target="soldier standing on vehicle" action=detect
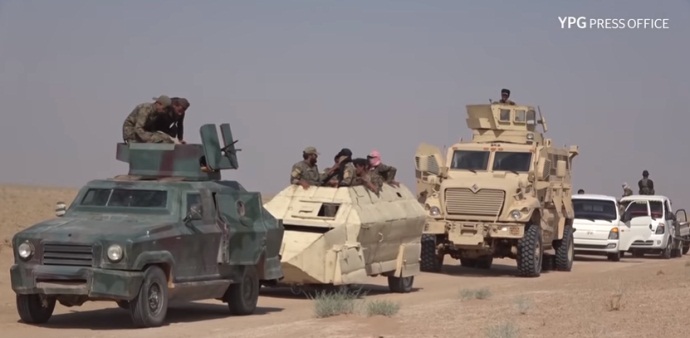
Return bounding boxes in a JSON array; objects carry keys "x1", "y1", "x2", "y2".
[
  {"x1": 638, "y1": 170, "x2": 655, "y2": 195},
  {"x1": 622, "y1": 183, "x2": 633, "y2": 197},
  {"x1": 290, "y1": 147, "x2": 322, "y2": 189},
  {"x1": 122, "y1": 95, "x2": 173, "y2": 143},
  {"x1": 492, "y1": 88, "x2": 515, "y2": 105},
  {"x1": 367, "y1": 150, "x2": 400, "y2": 187}
]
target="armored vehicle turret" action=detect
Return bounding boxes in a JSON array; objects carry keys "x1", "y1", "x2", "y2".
[
  {"x1": 415, "y1": 103, "x2": 579, "y2": 277},
  {"x1": 263, "y1": 182, "x2": 427, "y2": 293},
  {"x1": 10, "y1": 123, "x2": 284, "y2": 328}
]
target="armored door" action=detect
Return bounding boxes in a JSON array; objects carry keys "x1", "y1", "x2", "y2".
[{"x1": 215, "y1": 192, "x2": 267, "y2": 266}]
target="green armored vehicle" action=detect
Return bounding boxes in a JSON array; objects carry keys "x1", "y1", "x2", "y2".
[{"x1": 10, "y1": 123, "x2": 285, "y2": 328}]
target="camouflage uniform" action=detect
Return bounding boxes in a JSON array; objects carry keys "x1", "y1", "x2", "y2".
[
  {"x1": 338, "y1": 163, "x2": 356, "y2": 186},
  {"x1": 122, "y1": 96, "x2": 173, "y2": 143},
  {"x1": 371, "y1": 163, "x2": 397, "y2": 183},
  {"x1": 638, "y1": 178, "x2": 655, "y2": 195},
  {"x1": 367, "y1": 172, "x2": 384, "y2": 191},
  {"x1": 290, "y1": 147, "x2": 322, "y2": 186}
]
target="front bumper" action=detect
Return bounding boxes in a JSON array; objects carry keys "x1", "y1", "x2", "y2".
[
  {"x1": 424, "y1": 219, "x2": 525, "y2": 247},
  {"x1": 11, "y1": 263, "x2": 144, "y2": 301},
  {"x1": 629, "y1": 234, "x2": 669, "y2": 250},
  {"x1": 573, "y1": 238, "x2": 619, "y2": 254}
]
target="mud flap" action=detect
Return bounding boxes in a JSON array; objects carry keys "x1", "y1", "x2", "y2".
[
  {"x1": 393, "y1": 243, "x2": 421, "y2": 278},
  {"x1": 332, "y1": 245, "x2": 367, "y2": 285}
]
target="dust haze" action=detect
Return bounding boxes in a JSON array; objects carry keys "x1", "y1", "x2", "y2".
[{"x1": 1, "y1": 0, "x2": 688, "y2": 204}]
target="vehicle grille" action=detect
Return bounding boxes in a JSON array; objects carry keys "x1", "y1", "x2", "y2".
[
  {"x1": 444, "y1": 188, "x2": 505, "y2": 216},
  {"x1": 42, "y1": 243, "x2": 94, "y2": 267}
]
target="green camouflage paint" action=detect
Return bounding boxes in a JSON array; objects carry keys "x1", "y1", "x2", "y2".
[{"x1": 10, "y1": 123, "x2": 284, "y2": 327}]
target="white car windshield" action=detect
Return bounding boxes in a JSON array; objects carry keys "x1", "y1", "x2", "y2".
[{"x1": 573, "y1": 199, "x2": 617, "y2": 222}]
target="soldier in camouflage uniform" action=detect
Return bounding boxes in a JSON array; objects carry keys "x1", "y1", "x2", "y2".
[
  {"x1": 290, "y1": 147, "x2": 322, "y2": 189},
  {"x1": 352, "y1": 158, "x2": 381, "y2": 193},
  {"x1": 153, "y1": 97, "x2": 190, "y2": 144},
  {"x1": 122, "y1": 95, "x2": 173, "y2": 143},
  {"x1": 622, "y1": 183, "x2": 633, "y2": 197},
  {"x1": 323, "y1": 148, "x2": 355, "y2": 187},
  {"x1": 367, "y1": 150, "x2": 400, "y2": 187},
  {"x1": 638, "y1": 170, "x2": 655, "y2": 195},
  {"x1": 492, "y1": 88, "x2": 516, "y2": 105}
]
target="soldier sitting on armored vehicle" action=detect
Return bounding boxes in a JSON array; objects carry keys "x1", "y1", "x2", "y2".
[
  {"x1": 321, "y1": 148, "x2": 355, "y2": 187},
  {"x1": 290, "y1": 146, "x2": 323, "y2": 189},
  {"x1": 122, "y1": 95, "x2": 175, "y2": 144},
  {"x1": 367, "y1": 150, "x2": 400, "y2": 187},
  {"x1": 352, "y1": 158, "x2": 382, "y2": 193},
  {"x1": 150, "y1": 97, "x2": 190, "y2": 144}
]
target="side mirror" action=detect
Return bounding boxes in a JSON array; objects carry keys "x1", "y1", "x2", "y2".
[
  {"x1": 183, "y1": 205, "x2": 203, "y2": 224},
  {"x1": 556, "y1": 160, "x2": 567, "y2": 178},
  {"x1": 55, "y1": 201, "x2": 66, "y2": 217}
]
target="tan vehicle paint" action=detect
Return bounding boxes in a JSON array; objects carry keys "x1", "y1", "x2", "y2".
[{"x1": 414, "y1": 103, "x2": 579, "y2": 277}]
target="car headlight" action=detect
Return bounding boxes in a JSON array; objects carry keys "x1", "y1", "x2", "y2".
[
  {"x1": 107, "y1": 244, "x2": 124, "y2": 262},
  {"x1": 510, "y1": 209, "x2": 521, "y2": 220},
  {"x1": 17, "y1": 241, "x2": 34, "y2": 260},
  {"x1": 655, "y1": 225, "x2": 665, "y2": 235},
  {"x1": 429, "y1": 206, "x2": 440, "y2": 216},
  {"x1": 608, "y1": 227, "x2": 619, "y2": 240}
]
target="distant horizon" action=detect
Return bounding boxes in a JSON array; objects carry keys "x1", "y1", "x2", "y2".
[{"x1": 1, "y1": 1, "x2": 688, "y2": 206}]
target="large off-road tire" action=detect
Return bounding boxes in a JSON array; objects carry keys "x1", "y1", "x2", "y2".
[
  {"x1": 475, "y1": 255, "x2": 493, "y2": 269},
  {"x1": 16, "y1": 294, "x2": 56, "y2": 324},
  {"x1": 388, "y1": 275, "x2": 414, "y2": 293},
  {"x1": 129, "y1": 265, "x2": 168, "y2": 328},
  {"x1": 226, "y1": 265, "x2": 260, "y2": 315},
  {"x1": 554, "y1": 225, "x2": 575, "y2": 271},
  {"x1": 516, "y1": 224, "x2": 543, "y2": 277},
  {"x1": 607, "y1": 252, "x2": 621, "y2": 262},
  {"x1": 420, "y1": 234, "x2": 443, "y2": 273}
]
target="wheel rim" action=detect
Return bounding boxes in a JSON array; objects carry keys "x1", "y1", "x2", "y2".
[
  {"x1": 535, "y1": 239, "x2": 542, "y2": 267},
  {"x1": 147, "y1": 283, "x2": 162, "y2": 315},
  {"x1": 567, "y1": 239, "x2": 574, "y2": 262}
]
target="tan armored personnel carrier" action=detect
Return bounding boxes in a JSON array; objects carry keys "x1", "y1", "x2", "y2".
[
  {"x1": 263, "y1": 183, "x2": 426, "y2": 292},
  {"x1": 415, "y1": 103, "x2": 579, "y2": 277}
]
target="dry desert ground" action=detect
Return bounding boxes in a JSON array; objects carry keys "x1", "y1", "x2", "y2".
[{"x1": 1, "y1": 184, "x2": 690, "y2": 338}]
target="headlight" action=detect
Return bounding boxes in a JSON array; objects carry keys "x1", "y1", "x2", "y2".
[
  {"x1": 655, "y1": 225, "x2": 665, "y2": 235},
  {"x1": 107, "y1": 244, "x2": 124, "y2": 262},
  {"x1": 608, "y1": 227, "x2": 619, "y2": 240},
  {"x1": 429, "y1": 206, "x2": 440, "y2": 216},
  {"x1": 17, "y1": 242, "x2": 34, "y2": 260},
  {"x1": 510, "y1": 209, "x2": 521, "y2": 220}
]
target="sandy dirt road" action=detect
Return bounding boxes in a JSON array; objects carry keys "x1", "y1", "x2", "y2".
[{"x1": 2, "y1": 185, "x2": 690, "y2": 337}]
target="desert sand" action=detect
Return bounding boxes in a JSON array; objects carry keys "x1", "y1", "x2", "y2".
[{"x1": 1, "y1": 184, "x2": 690, "y2": 338}]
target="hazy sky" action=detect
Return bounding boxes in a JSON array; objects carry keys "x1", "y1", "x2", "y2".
[{"x1": 1, "y1": 1, "x2": 689, "y2": 205}]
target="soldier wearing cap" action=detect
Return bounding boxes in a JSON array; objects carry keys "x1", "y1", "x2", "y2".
[
  {"x1": 493, "y1": 88, "x2": 515, "y2": 105},
  {"x1": 122, "y1": 95, "x2": 174, "y2": 143},
  {"x1": 153, "y1": 97, "x2": 190, "y2": 144},
  {"x1": 290, "y1": 146, "x2": 323, "y2": 189}
]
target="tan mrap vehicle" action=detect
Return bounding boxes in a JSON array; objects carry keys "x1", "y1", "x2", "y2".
[
  {"x1": 263, "y1": 183, "x2": 426, "y2": 293},
  {"x1": 414, "y1": 103, "x2": 579, "y2": 277}
]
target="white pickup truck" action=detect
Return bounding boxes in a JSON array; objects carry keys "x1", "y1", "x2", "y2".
[
  {"x1": 619, "y1": 194, "x2": 690, "y2": 258},
  {"x1": 572, "y1": 194, "x2": 632, "y2": 261}
]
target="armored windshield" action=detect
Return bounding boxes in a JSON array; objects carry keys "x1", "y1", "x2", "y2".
[
  {"x1": 573, "y1": 199, "x2": 617, "y2": 221},
  {"x1": 450, "y1": 150, "x2": 489, "y2": 171},
  {"x1": 79, "y1": 188, "x2": 168, "y2": 208},
  {"x1": 492, "y1": 152, "x2": 532, "y2": 172}
]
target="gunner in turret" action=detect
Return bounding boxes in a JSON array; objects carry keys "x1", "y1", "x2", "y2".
[
  {"x1": 122, "y1": 95, "x2": 174, "y2": 143},
  {"x1": 493, "y1": 88, "x2": 515, "y2": 105}
]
